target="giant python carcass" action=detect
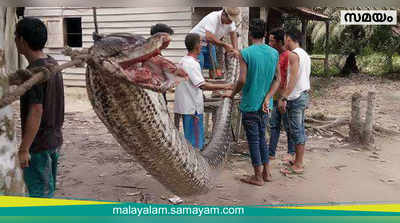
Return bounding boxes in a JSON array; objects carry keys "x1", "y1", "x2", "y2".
[{"x1": 85, "y1": 32, "x2": 238, "y2": 196}]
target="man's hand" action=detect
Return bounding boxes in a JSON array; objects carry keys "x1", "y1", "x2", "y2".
[
  {"x1": 224, "y1": 43, "x2": 234, "y2": 52},
  {"x1": 278, "y1": 99, "x2": 287, "y2": 114},
  {"x1": 18, "y1": 149, "x2": 30, "y2": 168},
  {"x1": 262, "y1": 97, "x2": 271, "y2": 114},
  {"x1": 228, "y1": 49, "x2": 240, "y2": 58},
  {"x1": 224, "y1": 83, "x2": 234, "y2": 90},
  {"x1": 222, "y1": 90, "x2": 233, "y2": 98}
]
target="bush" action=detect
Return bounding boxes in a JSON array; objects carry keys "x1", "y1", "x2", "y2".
[{"x1": 311, "y1": 57, "x2": 341, "y2": 77}]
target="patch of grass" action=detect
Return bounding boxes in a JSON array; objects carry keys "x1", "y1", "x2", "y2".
[
  {"x1": 311, "y1": 53, "x2": 400, "y2": 77},
  {"x1": 311, "y1": 59, "x2": 341, "y2": 77}
]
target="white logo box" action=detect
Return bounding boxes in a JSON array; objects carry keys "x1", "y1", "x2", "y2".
[{"x1": 340, "y1": 10, "x2": 397, "y2": 25}]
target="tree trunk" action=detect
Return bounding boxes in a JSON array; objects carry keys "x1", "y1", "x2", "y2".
[
  {"x1": 349, "y1": 92, "x2": 362, "y2": 143},
  {"x1": 361, "y1": 92, "x2": 376, "y2": 148},
  {"x1": 386, "y1": 54, "x2": 393, "y2": 73},
  {"x1": 0, "y1": 7, "x2": 26, "y2": 195}
]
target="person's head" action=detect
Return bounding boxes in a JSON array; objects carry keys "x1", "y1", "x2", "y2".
[
  {"x1": 15, "y1": 17, "x2": 47, "y2": 55},
  {"x1": 249, "y1": 19, "x2": 265, "y2": 43},
  {"x1": 184, "y1": 33, "x2": 201, "y2": 55},
  {"x1": 150, "y1": 23, "x2": 174, "y2": 36},
  {"x1": 221, "y1": 7, "x2": 241, "y2": 25},
  {"x1": 284, "y1": 28, "x2": 302, "y2": 51},
  {"x1": 269, "y1": 28, "x2": 285, "y2": 50}
]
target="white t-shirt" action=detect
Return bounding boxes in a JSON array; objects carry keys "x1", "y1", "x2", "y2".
[
  {"x1": 287, "y1": 47, "x2": 311, "y2": 100},
  {"x1": 190, "y1": 10, "x2": 236, "y2": 46},
  {"x1": 174, "y1": 55, "x2": 205, "y2": 115}
]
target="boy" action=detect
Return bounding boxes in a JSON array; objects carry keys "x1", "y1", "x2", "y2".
[
  {"x1": 174, "y1": 33, "x2": 232, "y2": 150},
  {"x1": 150, "y1": 23, "x2": 174, "y2": 106},
  {"x1": 15, "y1": 17, "x2": 65, "y2": 197}
]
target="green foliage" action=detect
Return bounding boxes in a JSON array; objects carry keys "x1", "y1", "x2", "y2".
[
  {"x1": 311, "y1": 60, "x2": 341, "y2": 77},
  {"x1": 369, "y1": 26, "x2": 400, "y2": 72},
  {"x1": 309, "y1": 7, "x2": 400, "y2": 75},
  {"x1": 310, "y1": 54, "x2": 400, "y2": 76}
]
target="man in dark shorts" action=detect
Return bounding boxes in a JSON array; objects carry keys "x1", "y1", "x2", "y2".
[
  {"x1": 15, "y1": 17, "x2": 64, "y2": 197},
  {"x1": 150, "y1": 23, "x2": 174, "y2": 106}
]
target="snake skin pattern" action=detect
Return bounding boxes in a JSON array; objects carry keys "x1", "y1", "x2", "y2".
[{"x1": 85, "y1": 33, "x2": 239, "y2": 196}]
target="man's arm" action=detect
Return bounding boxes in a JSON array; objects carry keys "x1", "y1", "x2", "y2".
[
  {"x1": 205, "y1": 31, "x2": 233, "y2": 51},
  {"x1": 227, "y1": 54, "x2": 247, "y2": 98},
  {"x1": 278, "y1": 52, "x2": 300, "y2": 113},
  {"x1": 281, "y1": 52, "x2": 300, "y2": 99},
  {"x1": 199, "y1": 82, "x2": 232, "y2": 91},
  {"x1": 262, "y1": 65, "x2": 281, "y2": 113},
  {"x1": 229, "y1": 31, "x2": 238, "y2": 50},
  {"x1": 18, "y1": 104, "x2": 43, "y2": 168}
]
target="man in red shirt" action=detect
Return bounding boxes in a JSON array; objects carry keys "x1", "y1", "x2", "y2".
[{"x1": 268, "y1": 28, "x2": 295, "y2": 162}]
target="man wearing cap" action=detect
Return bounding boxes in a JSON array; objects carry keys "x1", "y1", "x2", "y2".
[{"x1": 190, "y1": 7, "x2": 240, "y2": 77}]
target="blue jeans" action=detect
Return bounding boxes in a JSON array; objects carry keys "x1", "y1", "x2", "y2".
[
  {"x1": 269, "y1": 100, "x2": 295, "y2": 157},
  {"x1": 182, "y1": 113, "x2": 204, "y2": 150},
  {"x1": 198, "y1": 44, "x2": 218, "y2": 70},
  {"x1": 242, "y1": 110, "x2": 269, "y2": 166},
  {"x1": 23, "y1": 147, "x2": 59, "y2": 198},
  {"x1": 287, "y1": 92, "x2": 309, "y2": 145}
]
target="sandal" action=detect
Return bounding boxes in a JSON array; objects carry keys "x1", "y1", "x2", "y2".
[
  {"x1": 282, "y1": 160, "x2": 295, "y2": 167},
  {"x1": 280, "y1": 166, "x2": 304, "y2": 175}
]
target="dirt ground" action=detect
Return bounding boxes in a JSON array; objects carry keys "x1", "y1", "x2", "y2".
[{"x1": 13, "y1": 75, "x2": 400, "y2": 205}]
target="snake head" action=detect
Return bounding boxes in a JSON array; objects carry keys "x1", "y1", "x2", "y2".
[{"x1": 89, "y1": 32, "x2": 188, "y2": 92}]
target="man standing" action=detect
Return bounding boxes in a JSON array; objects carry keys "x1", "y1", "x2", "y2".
[
  {"x1": 279, "y1": 28, "x2": 311, "y2": 175},
  {"x1": 150, "y1": 23, "x2": 174, "y2": 106},
  {"x1": 174, "y1": 33, "x2": 232, "y2": 150},
  {"x1": 190, "y1": 7, "x2": 240, "y2": 77},
  {"x1": 267, "y1": 29, "x2": 295, "y2": 161},
  {"x1": 15, "y1": 17, "x2": 65, "y2": 197},
  {"x1": 225, "y1": 19, "x2": 280, "y2": 186}
]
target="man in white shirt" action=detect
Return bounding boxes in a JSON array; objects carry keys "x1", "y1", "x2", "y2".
[
  {"x1": 174, "y1": 33, "x2": 232, "y2": 150},
  {"x1": 278, "y1": 28, "x2": 311, "y2": 175},
  {"x1": 190, "y1": 7, "x2": 240, "y2": 77}
]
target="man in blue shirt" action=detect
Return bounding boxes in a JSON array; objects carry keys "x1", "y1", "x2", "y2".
[{"x1": 225, "y1": 19, "x2": 281, "y2": 186}]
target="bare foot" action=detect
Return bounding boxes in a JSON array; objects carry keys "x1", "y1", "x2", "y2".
[
  {"x1": 240, "y1": 175, "x2": 264, "y2": 186},
  {"x1": 262, "y1": 171, "x2": 272, "y2": 182}
]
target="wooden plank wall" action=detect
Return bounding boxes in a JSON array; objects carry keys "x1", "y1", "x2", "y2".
[{"x1": 25, "y1": 7, "x2": 192, "y2": 87}]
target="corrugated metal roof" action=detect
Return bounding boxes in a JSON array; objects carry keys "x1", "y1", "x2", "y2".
[
  {"x1": 295, "y1": 7, "x2": 330, "y2": 21},
  {"x1": 273, "y1": 7, "x2": 330, "y2": 21}
]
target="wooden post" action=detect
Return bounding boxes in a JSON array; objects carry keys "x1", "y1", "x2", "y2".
[
  {"x1": 0, "y1": 7, "x2": 26, "y2": 195},
  {"x1": 229, "y1": 7, "x2": 249, "y2": 142},
  {"x1": 361, "y1": 92, "x2": 376, "y2": 148},
  {"x1": 324, "y1": 21, "x2": 330, "y2": 75},
  {"x1": 174, "y1": 113, "x2": 181, "y2": 131},
  {"x1": 349, "y1": 92, "x2": 362, "y2": 143},
  {"x1": 204, "y1": 113, "x2": 210, "y2": 138},
  {"x1": 260, "y1": 7, "x2": 268, "y2": 22},
  {"x1": 234, "y1": 104, "x2": 242, "y2": 143},
  {"x1": 260, "y1": 7, "x2": 269, "y2": 32},
  {"x1": 301, "y1": 18, "x2": 308, "y2": 50}
]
